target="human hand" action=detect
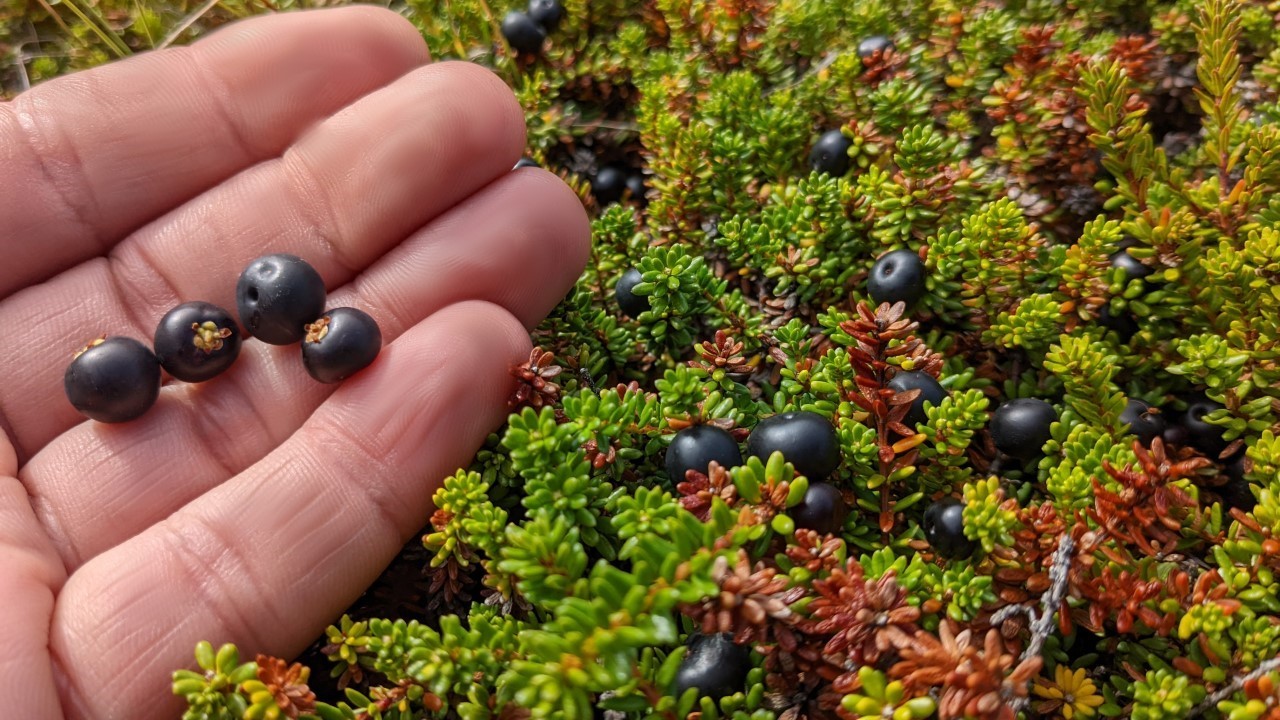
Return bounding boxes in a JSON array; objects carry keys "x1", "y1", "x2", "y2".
[{"x1": 0, "y1": 7, "x2": 589, "y2": 718}]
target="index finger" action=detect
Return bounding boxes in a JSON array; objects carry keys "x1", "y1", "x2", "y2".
[{"x1": 0, "y1": 6, "x2": 429, "y2": 298}]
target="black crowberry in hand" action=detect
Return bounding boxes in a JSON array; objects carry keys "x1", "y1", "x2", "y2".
[
  {"x1": 923, "y1": 496, "x2": 976, "y2": 559},
  {"x1": 745, "y1": 411, "x2": 841, "y2": 481},
  {"x1": 809, "y1": 129, "x2": 852, "y2": 176},
  {"x1": 615, "y1": 268, "x2": 649, "y2": 318},
  {"x1": 64, "y1": 336, "x2": 162, "y2": 423},
  {"x1": 790, "y1": 481, "x2": 848, "y2": 534},
  {"x1": 236, "y1": 253, "x2": 327, "y2": 345},
  {"x1": 153, "y1": 302, "x2": 242, "y2": 383},
  {"x1": 886, "y1": 371, "x2": 948, "y2": 428},
  {"x1": 301, "y1": 307, "x2": 382, "y2": 383},
  {"x1": 867, "y1": 249, "x2": 927, "y2": 308},
  {"x1": 500, "y1": 11, "x2": 545, "y2": 55},
  {"x1": 989, "y1": 398, "x2": 1057, "y2": 461},
  {"x1": 666, "y1": 425, "x2": 742, "y2": 482},
  {"x1": 672, "y1": 633, "x2": 751, "y2": 701},
  {"x1": 513, "y1": 157, "x2": 540, "y2": 170}
]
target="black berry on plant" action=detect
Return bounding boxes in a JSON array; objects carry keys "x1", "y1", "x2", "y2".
[
  {"x1": 1098, "y1": 303, "x2": 1139, "y2": 343},
  {"x1": 592, "y1": 166, "x2": 627, "y2": 205},
  {"x1": 671, "y1": 633, "x2": 751, "y2": 701},
  {"x1": 867, "y1": 249, "x2": 927, "y2": 308},
  {"x1": 856, "y1": 35, "x2": 894, "y2": 59},
  {"x1": 614, "y1": 268, "x2": 649, "y2": 318},
  {"x1": 922, "y1": 497, "x2": 976, "y2": 559},
  {"x1": 500, "y1": 11, "x2": 545, "y2": 55},
  {"x1": 1119, "y1": 398, "x2": 1165, "y2": 446},
  {"x1": 153, "y1": 302, "x2": 242, "y2": 383},
  {"x1": 790, "y1": 482, "x2": 848, "y2": 534},
  {"x1": 1110, "y1": 249, "x2": 1154, "y2": 280},
  {"x1": 989, "y1": 398, "x2": 1057, "y2": 462},
  {"x1": 809, "y1": 129, "x2": 852, "y2": 176},
  {"x1": 527, "y1": 0, "x2": 564, "y2": 31},
  {"x1": 745, "y1": 411, "x2": 841, "y2": 482},
  {"x1": 64, "y1": 336, "x2": 162, "y2": 423},
  {"x1": 665, "y1": 425, "x2": 742, "y2": 482},
  {"x1": 236, "y1": 253, "x2": 327, "y2": 345},
  {"x1": 1179, "y1": 396, "x2": 1230, "y2": 458},
  {"x1": 301, "y1": 308, "x2": 383, "y2": 384},
  {"x1": 886, "y1": 371, "x2": 948, "y2": 428},
  {"x1": 625, "y1": 172, "x2": 647, "y2": 206}
]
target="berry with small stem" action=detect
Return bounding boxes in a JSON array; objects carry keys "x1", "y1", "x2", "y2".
[
  {"x1": 867, "y1": 249, "x2": 927, "y2": 308},
  {"x1": 745, "y1": 411, "x2": 841, "y2": 482},
  {"x1": 64, "y1": 336, "x2": 161, "y2": 423},
  {"x1": 809, "y1": 129, "x2": 852, "y2": 176},
  {"x1": 857, "y1": 35, "x2": 894, "y2": 60},
  {"x1": 1119, "y1": 398, "x2": 1165, "y2": 446},
  {"x1": 923, "y1": 497, "x2": 976, "y2": 559},
  {"x1": 527, "y1": 0, "x2": 564, "y2": 31},
  {"x1": 790, "y1": 482, "x2": 847, "y2": 534},
  {"x1": 666, "y1": 425, "x2": 742, "y2": 482},
  {"x1": 672, "y1": 633, "x2": 751, "y2": 701},
  {"x1": 886, "y1": 371, "x2": 947, "y2": 428},
  {"x1": 989, "y1": 398, "x2": 1057, "y2": 462},
  {"x1": 500, "y1": 11, "x2": 545, "y2": 55},
  {"x1": 236, "y1": 254, "x2": 327, "y2": 345},
  {"x1": 592, "y1": 166, "x2": 627, "y2": 205},
  {"x1": 153, "y1": 302, "x2": 241, "y2": 383},
  {"x1": 301, "y1": 308, "x2": 382, "y2": 384},
  {"x1": 615, "y1": 268, "x2": 649, "y2": 318}
]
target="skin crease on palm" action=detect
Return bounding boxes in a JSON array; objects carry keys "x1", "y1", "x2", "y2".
[{"x1": 0, "y1": 6, "x2": 590, "y2": 719}]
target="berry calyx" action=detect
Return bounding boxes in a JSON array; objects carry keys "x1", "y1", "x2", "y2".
[
  {"x1": 527, "y1": 0, "x2": 565, "y2": 31},
  {"x1": 809, "y1": 129, "x2": 852, "y2": 176},
  {"x1": 666, "y1": 425, "x2": 742, "y2": 482},
  {"x1": 615, "y1": 268, "x2": 649, "y2": 318},
  {"x1": 592, "y1": 166, "x2": 627, "y2": 205},
  {"x1": 236, "y1": 253, "x2": 327, "y2": 345},
  {"x1": 154, "y1": 302, "x2": 242, "y2": 383},
  {"x1": 745, "y1": 411, "x2": 841, "y2": 482},
  {"x1": 923, "y1": 497, "x2": 976, "y2": 559},
  {"x1": 790, "y1": 482, "x2": 848, "y2": 534},
  {"x1": 672, "y1": 634, "x2": 751, "y2": 701},
  {"x1": 64, "y1": 336, "x2": 162, "y2": 423},
  {"x1": 301, "y1": 308, "x2": 383, "y2": 383},
  {"x1": 1119, "y1": 398, "x2": 1165, "y2": 446},
  {"x1": 500, "y1": 11, "x2": 545, "y2": 55},
  {"x1": 856, "y1": 35, "x2": 894, "y2": 60},
  {"x1": 989, "y1": 398, "x2": 1056, "y2": 462},
  {"x1": 886, "y1": 371, "x2": 948, "y2": 428},
  {"x1": 867, "y1": 249, "x2": 927, "y2": 308}
]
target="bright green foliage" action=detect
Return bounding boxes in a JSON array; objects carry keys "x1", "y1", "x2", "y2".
[
  {"x1": 1131, "y1": 669, "x2": 1206, "y2": 720},
  {"x1": 171, "y1": 642, "x2": 263, "y2": 720},
  {"x1": 961, "y1": 476, "x2": 1019, "y2": 554},
  {"x1": 840, "y1": 667, "x2": 937, "y2": 720}
]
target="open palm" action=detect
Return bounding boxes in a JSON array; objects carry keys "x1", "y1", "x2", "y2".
[{"x1": 0, "y1": 8, "x2": 588, "y2": 718}]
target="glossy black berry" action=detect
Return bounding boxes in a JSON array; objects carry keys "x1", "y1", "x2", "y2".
[
  {"x1": 867, "y1": 249, "x2": 927, "y2": 308},
  {"x1": 672, "y1": 634, "x2": 751, "y2": 701},
  {"x1": 236, "y1": 253, "x2": 327, "y2": 345},
  {"x1": 666, "y1": 425, "x2": 742, "y2": 482},
  {"x1": 923, "y1": 497, "x2": 976, "y2": 559},
  {"x1": 989, "y1": 398, "x2": 1057, "y2": 462},
  {"x1": 745, "y1": 411, "x2": 841, "y2": 481},
  {"x1": 1216, "y1": 471, "x2": 1254, "y2": 513},
  {"x1": 513, "y1": 157, "x2": 540, "y2": 170},
  {"x1": 1099, "y1": 303, "x2": 1138, "y2": 343},
  {"x1": 301, "y1": 308, "x2": 382, "y2": 384},
  {"x1": 615, "y1": 268, "x2": 649, "y2": 318},
  {"x1": 886, "y1": 371, "x2": 948, "y2": 428},
  {"x1": 1180, "y1": 397, "x2": 1229, "y2": 458},
  {"x1": 857, "y1": 35, "x2": 894, "y2": 59},
  {"x1": 592, "y1": 166, "x2": 627, "y2": 205},
  {"x1": 1110, "y1": 249, "x2": 1153, "y2": 280},
  {"x1": 1119, "y1": 398, "x2": 1165, "y2": 446},
  {"x1": 809, "y1": 129, "x2": 852, "y2": 176},
  {"x1": 790, "y1": 482, "x2": 848, "y2": 534},
  {"x1": 64, "y1": 336, "x2": 161, "y2": 423},
  {"x1": 500, "y1": 11, "x2": 545, "y2": 55},
  {"x1": 527, "y1": 0, "x2": 565, "y2": 31},
  {"x1": 625, "y1": 172, "x2": 647, "y2": 206},
  {"x1": 153, "y1": 302, "x2": 242, "y2": 383}
]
